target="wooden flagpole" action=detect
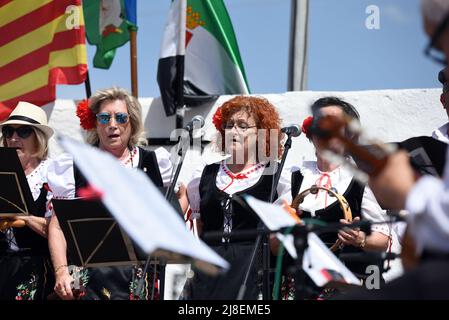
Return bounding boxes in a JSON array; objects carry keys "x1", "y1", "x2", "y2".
[{"x1": 130, "y1": 29, "x2": 138, "y2": 98}]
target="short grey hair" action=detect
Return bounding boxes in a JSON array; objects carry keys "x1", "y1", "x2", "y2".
[{"x1": 86, "y1": 87, "x2": 147, "y2": 147}]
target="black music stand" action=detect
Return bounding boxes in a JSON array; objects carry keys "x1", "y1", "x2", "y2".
[
  {"x1": 52, "y1": 198, "x2": 190, "y2": 299},
  {"x1": 52, "y1": 198, "x2": 147, "y2": 267},
  {"x1": 160, "y1": 186, "x2": 184, "y2": 219},
  {"x1": 0, "y1": 147, "x2": 34, "y2": 217},
  {"x1": 397, "y1": 136, "x2": 447, "y2": 177}
]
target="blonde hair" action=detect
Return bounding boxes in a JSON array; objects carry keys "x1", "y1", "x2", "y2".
[
  {"x1": 86, "y1": 87, "x2": 147, "y2": 147},
  {"x1": 1, "y1": 127, "x2": 48, "y2": 161},
  {"x1": 32, "y1": 128, "x2": 49, "y2": 160}
]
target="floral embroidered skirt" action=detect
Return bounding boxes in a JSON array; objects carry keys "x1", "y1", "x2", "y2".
[
  {"x1": 0, "y1": 253, "x2": 54, "y2": 300},
  {"x1": 76, "y1": 264, "x2": 159, "y2": 300}
]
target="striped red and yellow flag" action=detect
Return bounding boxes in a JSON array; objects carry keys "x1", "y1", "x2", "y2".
[{"x1": 0, "y1": 0, "x2": 87, "y2": 120}]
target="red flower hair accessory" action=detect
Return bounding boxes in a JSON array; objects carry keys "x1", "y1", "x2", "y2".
[
  {"x1": 76, "y1": 99, "x2": 96, "y2": 130},
  {"x1": 302, "y1": 116, "x2": 313, "y2": 138},
  {"x1": 212, "y1": 107, "x2": 223, "y2": 131}
]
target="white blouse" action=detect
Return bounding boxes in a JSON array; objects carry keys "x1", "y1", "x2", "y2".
[
  {"x1": 432, "y1": 122, "x2": 449, "y2": 144},
  {"x1": 153, "y1": 147, "x2": 174, "y2": 187},
  {"x1": 186, "y1": 160, "x2": 292, "y2": 220},
  {"x1": 47, "y1": 146, "x2": 173, "y2": 199},
  {"x1": 26, "y1": 159, "x2": 54, "y2": 218},
  {"x1": 291, "y1": 161, "x2": 390, "y2": 236}
]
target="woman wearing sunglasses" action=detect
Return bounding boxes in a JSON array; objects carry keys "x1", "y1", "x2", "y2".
[
  {"x1": 47, "y1": 87, "x2": 173, "y2": 300},
  {"x1": 0, "y1": 102, "x2": 55, "y2": 300},
  {"x1": 181, "y1": 96, "x2": 292, "y2": 299}
]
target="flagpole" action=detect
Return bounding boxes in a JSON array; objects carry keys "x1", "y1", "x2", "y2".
[
  {"x1": 175, "y1": 0, "x2": 187, "y2": 129},
  {"x1": 288, "y1": 0, "x2": 309, "y2": 91},
  {"x1": 130, "y1": 28, "x2": 138, "y2": 97},
  {"x1": 84, "y1": 71, "x2": 92, "y2": 98}
]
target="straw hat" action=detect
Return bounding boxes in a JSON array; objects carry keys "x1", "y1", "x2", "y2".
[{"x1": 0, "y1": 102, "x2": 54, "y2": 139}]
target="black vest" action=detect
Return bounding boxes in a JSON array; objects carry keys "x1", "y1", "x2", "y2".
[
  {"x1": 291, "y1": 170, "x2": 365, "y2": 244},
  {"x1": 74, "y1": 147, "x2": 163, "y2": 194},
  {"x1": 199, "y1": 163, "x2": 277, "y2": 245},
  {"x1": 291, "y1": 169, "x2": 371, "y2": 276}
]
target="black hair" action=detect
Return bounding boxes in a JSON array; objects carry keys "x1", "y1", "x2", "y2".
[
  {"x1": 311, "y1": 96, "x2": 360, "y2": 121},
  {"x1": 438, "y1": 68, "x2": 447, "y2": 84}
]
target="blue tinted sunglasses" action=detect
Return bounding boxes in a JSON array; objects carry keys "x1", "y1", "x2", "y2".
[{"x1": 96, "y1": 112, "x2": 129, "y2": 125}]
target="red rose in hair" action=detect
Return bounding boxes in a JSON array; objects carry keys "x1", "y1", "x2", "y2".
[
  {"x1": 76, "y1": 99, "x2": 96, "y2": 130},
  {"x1": 212, "y1": 107, "x2": 223, "y2": 131},
  {"x1": 302, "y1": 116, "x2": 313, "y2": 138}
]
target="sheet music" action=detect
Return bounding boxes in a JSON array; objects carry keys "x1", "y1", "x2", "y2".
[
  {"x1": 244, "y1": 195, "x2": 360, "y2": 286},
  {"x1": 59, "y1": 137, "x2": 229, "y2": 273}
]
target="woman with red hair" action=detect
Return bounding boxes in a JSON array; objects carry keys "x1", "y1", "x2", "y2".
[{"x1": 183, "y1": 95, "x2": 291, "y2": 300}]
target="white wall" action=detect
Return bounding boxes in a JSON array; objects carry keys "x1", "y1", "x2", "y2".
[
  {"x1": 43, "y1": 88, "x2": 447, "y2": 183},
  {"x1": 40, "y1": 88, "x2": 446, "y2": 288}
]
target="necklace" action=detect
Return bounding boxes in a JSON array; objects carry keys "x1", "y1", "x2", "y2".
[
  {"x1": 220, "y1": 161, "x2": 265, "y2": 191},
  {"x1": 122, "y1": 147, "x2": 137, "y2": 167}
]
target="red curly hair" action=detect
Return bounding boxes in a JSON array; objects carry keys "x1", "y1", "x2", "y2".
[{"x1": 215, "y1": 96, "x2": 283, "y2": 159}]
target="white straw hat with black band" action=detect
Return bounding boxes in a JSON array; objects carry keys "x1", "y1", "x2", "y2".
[{"x1": 0, "y1": 101, "x2": 54, "y2": 139}]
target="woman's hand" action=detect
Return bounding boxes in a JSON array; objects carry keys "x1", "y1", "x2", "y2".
[
  {"x1": 281, "y1": 199, "x2": 302, "y2": 223},
  {"x1": 176, "y1": 182, "x2": 189, "y2": 214},
  {"x1": 0, "y1": 217, "x2": 26, "y2": 231},
  {"x1": 269, "y1": 234, "x2": 281, "y2": 255},
  {"x1": 54, "y1": 267, "x2": 75, "y2": 300},
  {"x1": 0, "y1": 218, "x2": 12, "y2": 231},
  {"x1": 337, "y1": 217, "x2": 366, "y2": 249}
]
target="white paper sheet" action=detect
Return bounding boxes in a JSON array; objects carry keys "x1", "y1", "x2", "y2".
[
  {"x1": 244, "y1": 195, "x2": 360, "y2": 286},
  {"x1": 59, "y1": 137, "x2": 229, "y2": 273}
]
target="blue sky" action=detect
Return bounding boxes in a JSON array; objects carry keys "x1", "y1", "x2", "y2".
[{"x1": 57, "y1": 0, "x2": 443, "y2": 100}]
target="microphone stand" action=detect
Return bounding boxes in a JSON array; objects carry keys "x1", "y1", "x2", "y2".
[
  {"x1": 237, "y1": 133, "x2": 295, "y2": 300},
  {"x1": 292, "y1": 223, "x2": 310, "y2": 300},
  {"x1": 136, "y1": 128, "x2": 196, "y2": 300},
  {"x1": 165, "y1": 130, "x2": 190, "y2": 202},
  {"x1": 209, "y1": 215, "x2": 392, "y2": 299}
]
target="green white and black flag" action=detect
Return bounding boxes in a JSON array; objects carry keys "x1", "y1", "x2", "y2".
[{"x1": 157, "y1": 0, "x2": 250, "y2": 117}]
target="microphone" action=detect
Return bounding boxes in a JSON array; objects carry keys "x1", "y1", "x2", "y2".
[
  {"x1": 184, "y1": 115, "x2": 205, "y2": 131},
  {"x1": 281, "y1": 124, "x2": 301, "y2": 137}
]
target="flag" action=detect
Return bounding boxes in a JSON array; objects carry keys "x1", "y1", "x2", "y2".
[
  {"x1": 83, "y1": 0, "x2": 137, "y2": 69},
  {"x1": 0, "y1": 0, "x2": 87, "y2": 120},
  {"x1": 157, "y1": 0, "x2": 250, "y2": 117}
]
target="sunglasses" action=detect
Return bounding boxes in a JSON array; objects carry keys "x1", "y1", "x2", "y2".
[
  {"x1": 96, "y1": 112, "x2": 129, "y2": 125},
  {"x1": 2, "y1": 126, "x2": 34, "y2": 139}
]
